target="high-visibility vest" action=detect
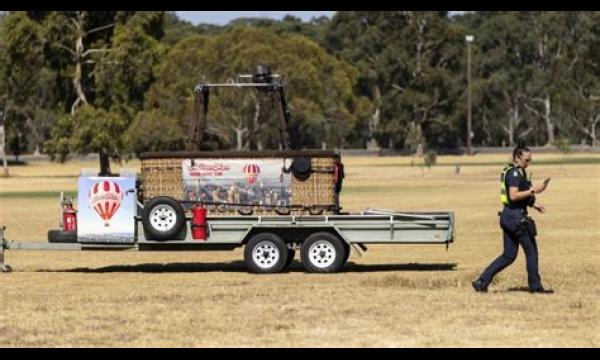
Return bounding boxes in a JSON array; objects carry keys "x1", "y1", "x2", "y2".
[{"x1": 500, "y1": 164, "x2": 525, "y2": 205}]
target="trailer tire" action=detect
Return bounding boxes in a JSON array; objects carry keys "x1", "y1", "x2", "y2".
[
  {"x1": 244, "y1": 233, "x2": 289, "y2": 274},
  {"x1": 48, "y1": 230, "x2": 77, "y2": 243},
  {"x1": 342, "y1": 243, "x2": 350, "y2": 265},
  {"x1": 301, "y1": 232, "x2": 346, "y2": 273},
  {"x1": 142, "y1": 197, "x2": 186, "y2": 241}
]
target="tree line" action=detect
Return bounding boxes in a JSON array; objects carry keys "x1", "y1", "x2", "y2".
[{"x1": 0, "y1": 11, "x2": 598, "y2": 173}]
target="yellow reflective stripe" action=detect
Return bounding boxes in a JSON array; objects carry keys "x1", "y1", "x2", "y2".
[{"x1": 499, "y1": 165, "x2": 512, "y2": 205}]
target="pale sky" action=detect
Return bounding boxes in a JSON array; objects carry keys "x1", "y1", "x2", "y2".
[{"x1": 175, "y1": 11, "x2": 336, "y2": 25}]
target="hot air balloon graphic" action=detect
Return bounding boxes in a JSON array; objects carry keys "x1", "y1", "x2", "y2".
[
  {"x1": 89, "y1": 180, "x2": 124, "y2": 227},
  {"x1": 243, "y1": 164, "x2": 261, "y2": 184}
]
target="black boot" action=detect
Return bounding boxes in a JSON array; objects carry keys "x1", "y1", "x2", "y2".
[{"x1": 472, "y1": 279, "x2": 488, "y2": 293}]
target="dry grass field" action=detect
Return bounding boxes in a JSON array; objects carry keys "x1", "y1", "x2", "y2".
[{"x1": 0, "y1": 153, "x2": 598, "y2": 347}]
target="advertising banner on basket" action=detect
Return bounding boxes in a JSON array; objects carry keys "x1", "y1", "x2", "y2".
[
  {"x1": 182, "y1": 159, "x2": 292, "y2": 208},
  {"x1": 77, "y1": 177, "x2": 136, "y2": 243}
]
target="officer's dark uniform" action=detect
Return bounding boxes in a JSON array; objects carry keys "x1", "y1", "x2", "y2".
[{"x1": 477, "y1": 164, "x2": 543, "y2": 290}]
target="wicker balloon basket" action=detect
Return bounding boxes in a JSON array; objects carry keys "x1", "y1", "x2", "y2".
[{"x1": 139, "y1": 150, "x2": 342, "y2": 216}]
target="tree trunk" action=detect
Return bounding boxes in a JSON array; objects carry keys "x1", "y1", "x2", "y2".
[
  {"x1": 235, "y1": 128, "x2": 244, "y2": 151},
  {"x1": 25, "y1": 116, "x2": 41, "y2": 154},
  {"x1": 413, "y1": 15, "x2": 426, "y2": 79},
  {"x1": 253, "y1": 100, "x2": 263, "y2": 150},
  {"x1": 99, "y1": 149, "x2": 111, "y2": 176},
  {"x1": 371, "y1": 107, "x2": 380, "y2": 134},
  {"x1": 1, "y1": 102, "x2": 10, "y2": 176},
  {"x1": 71, "y1": 12, "x2": 88, "y2": 116},
  {"x1": 370, "y1": 85, "x2": 381, "y2": 133},
  {"x1": 482, "y1": 113, "x2": 492, "y2": 145},
  {"x1": 591, "y1": 114, "x2": 599, "y2": 147},
  {"x1": 502, "y1": 91, "x2": 522, "y2": 147},
  {"x1": 544, "y1": 95, "x2": 554, "y2": 145},
  {"x1": 367, "y1": 85, "x2": 381, "y2": 149},
  {"x1": 507, "y1": 104, "x2": 518, "y2": 147},
  {"x1": 513, "y1": 99, "x2": 520, "y2": 145},
  {"x1": 14, "y1": 132, "x2": 21, "y2": 162},
  {"x1": 1, "y1": 151, "x2": 7, "y2": 177}
]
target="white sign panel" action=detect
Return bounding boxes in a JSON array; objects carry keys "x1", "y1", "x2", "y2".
[{"x1": 77, "y1": 177, "x2": 136, "y2": 243}]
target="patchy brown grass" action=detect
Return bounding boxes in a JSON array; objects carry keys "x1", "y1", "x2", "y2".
[{"x1": 0, "y1": 153, "x2": 598, "y2": 347}]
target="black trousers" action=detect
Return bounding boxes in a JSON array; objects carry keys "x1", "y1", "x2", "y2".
[{"x1": 479, "y1": 208, "x2": 542, "y2": 290}]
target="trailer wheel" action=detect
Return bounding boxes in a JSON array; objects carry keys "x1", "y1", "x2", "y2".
[
  {"x1": 142, "y1": 197, "x2": 186, "y2": 241},
  {"x1": 342, "y1": 243, "x2": 351, "y2": 265},
  {"x1": 301, "y1": 232, "x2": 347, "y2": 273},
  {"x1": 48, "y1": 230, "x2": 77, "y2": 243},
  {"x1": 244, "y1": 233, "x2": 289, "y2": 274}
]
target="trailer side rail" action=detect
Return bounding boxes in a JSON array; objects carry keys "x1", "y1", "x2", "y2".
[{"x1": 136, "y1": 211, "x2": 455, "y2": 245}]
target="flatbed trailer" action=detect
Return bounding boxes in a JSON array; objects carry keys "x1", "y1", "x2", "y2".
[
  {"x1": 0, "y1": 209, "x2": 454, "y2": 274},
  {"x1": 0, "y1": 71, "x2": 457, "y2": 274}
]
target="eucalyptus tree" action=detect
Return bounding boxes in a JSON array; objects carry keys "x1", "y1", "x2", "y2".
[
  {"x1": 324, "y1": 11, "x2": 464, "y2": 150},
  {"x1": 42, "y1": 11, "x2": 165, "y2": 175},
  {"x1": 129, "y1": 26, "x2": 371, "y2": 153}
]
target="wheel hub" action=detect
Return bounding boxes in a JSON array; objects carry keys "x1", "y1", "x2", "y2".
[
  {"x1": 308, "y1": 240, "x2": 336, "y2": 268},
  {"x1": 149, "y1": 205, "x2": 177, "y2": 232},
  {"x1": 252, "y1": 241, "x2": 280, "y2": 269}
]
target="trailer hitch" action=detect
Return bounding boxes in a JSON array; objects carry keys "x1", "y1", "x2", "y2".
[{"x1": 0, "y1": 226, "x2": 12, "y2": 273}]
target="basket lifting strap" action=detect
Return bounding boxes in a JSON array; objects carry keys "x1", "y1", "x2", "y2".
[
  {"x1": 271, "y1": 86, "x2": 296, "y2": 150},
  {"x1": 187, "y1": 85, "x2": 209, "y2": 151}
]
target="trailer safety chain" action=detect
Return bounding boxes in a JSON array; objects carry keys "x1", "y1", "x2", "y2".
[{"x1": 0, "y1": 226, "x2": 12, "y2": 273}]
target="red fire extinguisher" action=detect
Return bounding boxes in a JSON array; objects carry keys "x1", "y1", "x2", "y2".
[
  {"x1": 63, "y1": 198, "x2": 77, "y2": 233},
  {"x1": 191, "y1": 204, "x2": 207, "y2": 241}
]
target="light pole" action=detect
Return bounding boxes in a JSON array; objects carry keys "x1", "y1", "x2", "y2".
[{"x1": 465, "y1": 34, "x2": 474, "y2": 156}]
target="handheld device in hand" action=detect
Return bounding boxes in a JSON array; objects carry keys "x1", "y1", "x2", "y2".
[{"x1": 543, "y1": 177, "x2": 551, "y2": 187}]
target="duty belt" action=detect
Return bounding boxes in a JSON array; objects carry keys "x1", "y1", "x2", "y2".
[{"x1": 498, "y1": 207, "x2": 527, "y2": 216}]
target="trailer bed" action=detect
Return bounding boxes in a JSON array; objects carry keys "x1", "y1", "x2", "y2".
[{"x1": 136, "y1": 211, "x2": 454, "y2": 245}]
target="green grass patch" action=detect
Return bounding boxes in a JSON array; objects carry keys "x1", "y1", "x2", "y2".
[{"x1": 0, "y1": 191, "x2": 78, "y2": 199}]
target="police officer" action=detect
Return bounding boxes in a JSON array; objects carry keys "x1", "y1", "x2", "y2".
[{"x1": 472, "y1": 142, "x2": 554, "y2": 294}]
